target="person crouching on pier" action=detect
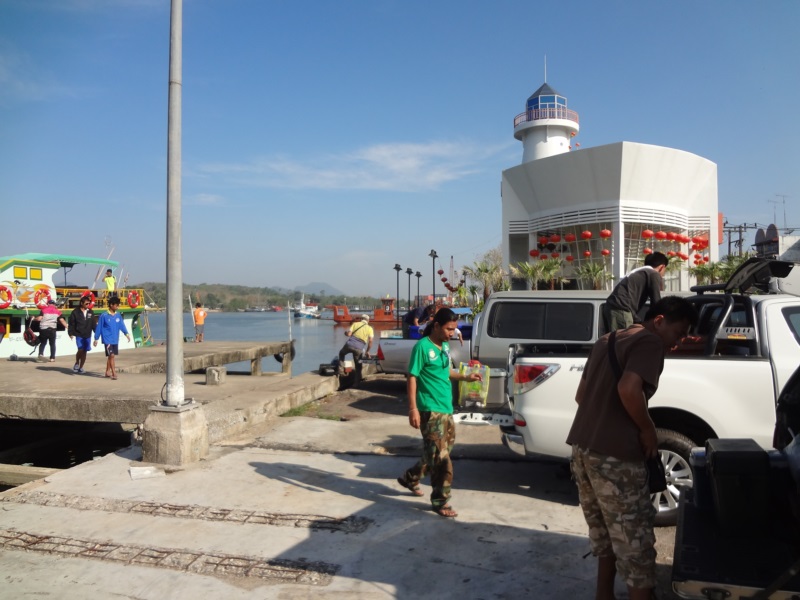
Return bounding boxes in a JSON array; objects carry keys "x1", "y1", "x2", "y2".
[{"x1": 93, "y1": 296, "x2": 130, "y2": 380}]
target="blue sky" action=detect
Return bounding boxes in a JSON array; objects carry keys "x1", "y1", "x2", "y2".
[{"x1": 1, "y1": 0, "x2": 798, "y2": 297}]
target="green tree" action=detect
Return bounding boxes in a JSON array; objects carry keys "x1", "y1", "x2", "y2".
[{"x1": 538, "y1": 258, "x2": 563, "y2": 290}]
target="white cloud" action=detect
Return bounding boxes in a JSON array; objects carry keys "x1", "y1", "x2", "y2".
[
  {"x1": 187, "y1": 193, "x2": 227, "y2": 207},
  {"x1": 195, "y1": 140, "x2": 512, "y2": 192}
]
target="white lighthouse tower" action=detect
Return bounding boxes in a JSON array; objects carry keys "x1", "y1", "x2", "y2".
[{"x1": 513, "y1": 82, "x2": 580, "y2": 163}]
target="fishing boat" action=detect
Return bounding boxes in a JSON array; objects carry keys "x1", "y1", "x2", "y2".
[
  {"x1": 290, "y1": 294, "x2": 321, "y2": 319},
  {"x1": 0, "y1": 253, "x2": 152, "y2": 359},
  {"x1": 331, "y1": 297, "x2": 398, "y2": 324}
]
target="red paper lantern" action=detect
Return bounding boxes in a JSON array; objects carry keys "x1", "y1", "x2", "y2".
[
  {"x1": 694, "y1": 253, "x2": 702, "y2": 260},
  {"x1": 564, "y1": 233, "x2": 576, "y2": 243},
  {"x1": 666, "y1": 232, "x2": 677, "y2": 241},
  {"x1": 529, "y1": 249, "x2": 540, "y2": 257},
  {"x1": 678, "y1": 252, "x2": 689, "y2": 261},
  {"x1": 703, "y1": 256, "x2": 710, "y2": 262},
  {"x1": 601, "y1": 249, "x2": 610, "y2": 256},
  {"x1": 599, "y1": 229, "x2": 612, "y2": 239},
  {"x1": 551, "y1": 252, "x2": 560, "y2": 258},
  {"x1": 643, "y1": 248, "x2": 653, "y2": 255},
  {"x1": 642, "y1": 230, "x2": 654, "y2": 239},
  {"x1": 437, "y1": 269, "x2": 444, "y2": 275},
  {"x1": 655, "y1": 231, "x2": 668, "y2": 240},
  {"x1": 550, "y1": 234, "x2": 561, "y2": 243},
  {"x1": 539, "y1": 254, "x2": 548, "y2": 260},
  {"x1": 441, "y1": 277, "x2": 447, "y2": 283},
  {"x1": 538, "y1": 236, "x2": 549, "y2": 246},
  {"x1": 566, "y1": 255, "x2": 574, "y2": 262},
  {"x1": 667, "y1": 251, "x2": 676, "y2": 257},
  {"x1": 580, "y1": 230, "x2": 593, "y2": 240},
  {"x1": 583, "y1": 250, "x2": 591, "y2": 258}
]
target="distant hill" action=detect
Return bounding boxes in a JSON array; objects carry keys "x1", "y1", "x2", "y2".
[
  {"x1": 293, "y1": 281, "x2": 344, "y2": 296},
  {"x1": 134, "y1": 281, "x2": 370, "y2": 311}
]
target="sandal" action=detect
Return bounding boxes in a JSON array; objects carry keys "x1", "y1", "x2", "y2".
[
  {"x1": 433, "y1": 505, "x2": 458, "y2": 518},
  {"x1": 397, "y1": 476, "x2": 424, "y2": 497}
]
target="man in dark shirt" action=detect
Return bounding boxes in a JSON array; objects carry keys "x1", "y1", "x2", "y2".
[
  {"x1": 603, "y1": 252, "x2": 668, "y2": 331},
  {"x1": 402, "y1": 304, "x2": 434, "y2": 338},
  {"x1": 567, "y1": 296, "x2": 696, "y2": 600}
]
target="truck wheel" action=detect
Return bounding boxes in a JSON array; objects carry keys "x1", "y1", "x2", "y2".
[{"x1": 653, "y1": 428, "x2": 695, "y2": 527}]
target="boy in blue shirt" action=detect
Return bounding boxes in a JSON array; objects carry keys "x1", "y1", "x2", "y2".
[{"x1": 93, "y1": 296, "x2": 130, "y2": 380}]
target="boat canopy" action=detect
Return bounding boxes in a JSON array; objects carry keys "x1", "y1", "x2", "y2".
[{"x1": 0, "y1": 253, "x2": 119, "y2": 269}]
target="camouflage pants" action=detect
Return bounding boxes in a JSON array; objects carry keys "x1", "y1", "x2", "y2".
[
  {"x1": 402, "y1": 412, "x2": 455, "y2": 508},
  {"x1": 570, "y1": 445, "x2": 657, "y2": 589}
]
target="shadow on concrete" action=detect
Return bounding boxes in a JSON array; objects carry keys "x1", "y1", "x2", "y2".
[{"x1": 247, "y1": 454, "x2": 678, "y2": 597}]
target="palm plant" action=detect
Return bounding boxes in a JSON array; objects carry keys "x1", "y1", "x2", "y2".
[
  {"x1": 538, "y1": 258, "x2": 563, "y2": 290},
  {"x1": 509, "y1": 261, "x2": 544, "y2": 290},
  {"x1": 575, "y1": 261, "x2": 606, "y2": 290}
]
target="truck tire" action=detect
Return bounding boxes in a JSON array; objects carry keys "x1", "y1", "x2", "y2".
[{"x1": 653, "y1": 428, "x2": 695, "y2": 527}]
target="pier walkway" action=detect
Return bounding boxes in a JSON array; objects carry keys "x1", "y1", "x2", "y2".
[{"x1": 0, "y1": 342, "x2": 336, "y2": 443}]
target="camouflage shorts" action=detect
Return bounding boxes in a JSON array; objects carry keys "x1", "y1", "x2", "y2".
[
  {"x1": 401, "y1": 411, "x2": 455, "y2": 508},
  {"x1": 570, "y1": 445, "x2": 657, "y2": 589}
]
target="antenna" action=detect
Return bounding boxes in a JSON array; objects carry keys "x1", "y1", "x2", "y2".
[
  {"x1": 775, "y1": 193, "x2": 789, "y2": 229},
  {"x1": 767, "y1": 198, "x2": 779, "y2": 225},
  {"x1": 544, "y1": 55, "x2": 547, "y2": 83}
]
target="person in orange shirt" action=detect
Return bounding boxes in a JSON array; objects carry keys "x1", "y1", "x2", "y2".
[{"x1": 193, "y1": 302, "x2": 208, "y2": 342}]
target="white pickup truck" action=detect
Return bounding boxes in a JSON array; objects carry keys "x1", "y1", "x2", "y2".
[{"x1": 499, "y1": 258, "x2": 800, "y2": 525}]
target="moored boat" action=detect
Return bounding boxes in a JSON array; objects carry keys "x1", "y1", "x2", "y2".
[
  {"x1": 331, "y1": 297, "x2": 398, "y2": 324},
  {"x1": 290, "y1": 294, "x2": 321, "y2": 319},
  {"x1": 0, "y1": 253, "x2": 152, "y2": 359}
]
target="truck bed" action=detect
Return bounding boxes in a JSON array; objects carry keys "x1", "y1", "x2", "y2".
[{"x1": 672, "y1": 487, "x2": 800, "y2": 598}]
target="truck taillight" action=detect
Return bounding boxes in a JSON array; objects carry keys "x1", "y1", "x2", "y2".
[
  {"x1": 512, "y1": 363, "x2": 560, "y2": 396},
  {"x1": 377, "y1": 346, "x2": 385, "y2": 361}
]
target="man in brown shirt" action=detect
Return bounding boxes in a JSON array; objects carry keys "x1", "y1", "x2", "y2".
[{"x1": 567, "y1": 296, "x2": 696, "y2": 600}]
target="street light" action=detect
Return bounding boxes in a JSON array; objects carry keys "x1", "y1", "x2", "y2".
[
  {"x1": 415, "y1": 271, "x2": 421, "y2": 307},
  {"x1": 405, "y1": 268, "x2": 413, "y2": 313},
  {"x1": 393, "y1": 264, "x2": 402, "y2": 327},
  {"x1": 429, "y1": 249, "x2": 438, "y2": 306}
]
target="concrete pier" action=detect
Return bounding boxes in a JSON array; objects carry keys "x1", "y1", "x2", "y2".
[{"x1": 0, "y1": 342, "x2": 337, "y2": 443}]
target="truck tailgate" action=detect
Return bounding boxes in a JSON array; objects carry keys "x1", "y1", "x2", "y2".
[{"x1": 673, "y1": 491, "x2": 800, "y2": 599}]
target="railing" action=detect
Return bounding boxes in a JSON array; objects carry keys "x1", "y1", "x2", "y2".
[
  {"x1": 514, "y1": 108, "x2": 580, "y2": 127},
  {"x1": 55, "y1": 287, "x2": 147, "y2": 311}
]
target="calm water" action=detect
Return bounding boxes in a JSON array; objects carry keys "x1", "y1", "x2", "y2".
[{"x1": 145, "y1": 311, "x2": 355, "y2": 376}]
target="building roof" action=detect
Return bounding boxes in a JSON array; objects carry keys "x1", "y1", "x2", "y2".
[{"x1": 527, "y1": 82, "x2": 561, "y2": 100}]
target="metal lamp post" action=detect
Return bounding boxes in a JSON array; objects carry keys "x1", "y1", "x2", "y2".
[
  {"x1": 394, "y1": 264, "x2": 402, "y2": 327},
  {"x1": 429, "y1": 249, "x2": 438, "y2": 306},
  {"x1": 415, "y1": 271, "x2": 421, "y2": 307},
  {"x1": 405, "y1": 268, "x2": 413, "y2": 313}
]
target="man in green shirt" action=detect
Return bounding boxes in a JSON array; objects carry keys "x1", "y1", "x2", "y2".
[{"x1": 396, "y1": 308, "x2": 481, "y2": 518}]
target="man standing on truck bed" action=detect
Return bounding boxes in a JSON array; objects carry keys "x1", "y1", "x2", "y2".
[
  {"x1": 603, "y1": 252, "x2": 668, "y2": 331},
  {"x1": 567, "y1": 296, "x2": 696, "y2": 600}
]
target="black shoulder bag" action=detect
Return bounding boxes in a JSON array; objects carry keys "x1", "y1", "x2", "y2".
[{"x1": 607, "y1": 331, "x2": 666, "y2": 493}]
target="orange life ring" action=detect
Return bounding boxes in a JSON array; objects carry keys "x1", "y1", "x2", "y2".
[
  {"x1": 0, "y1": 285, "x2": 11, "y2": 309},
  {"x1": 81, "y1": 290, "x2": 96, "y2": 309},
  {"x1": 127, "y1": 290, "x2": 140, "y2": 308},
  {"x1": 34, "y1": 288, "x2": 51, "y2": 308}
]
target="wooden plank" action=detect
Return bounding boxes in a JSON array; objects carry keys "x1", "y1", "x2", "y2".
[{"x1": 0, "y1": 463, "x2": 61, "y2": 487}]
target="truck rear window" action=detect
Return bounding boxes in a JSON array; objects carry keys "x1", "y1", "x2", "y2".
[{"x1": 487, "y1": 301, "x2": 594, "y2": 341}]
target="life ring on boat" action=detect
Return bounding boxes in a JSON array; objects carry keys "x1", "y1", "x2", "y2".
[
  {"x1": 127, "y1": 290, "x2": 141, "y2": 308},
  {"x1": 34, "y1": 288, "x2": 51, "y2": 308},
  {"x1": 81, "y1": 290, "x2": 96, "y2": 309},
  {"x1": 274, "y1": 339, "x2": 296, "y2": 363},
  {"x1": 0, "y1": 285, "x2": 11, "y2": 309}
]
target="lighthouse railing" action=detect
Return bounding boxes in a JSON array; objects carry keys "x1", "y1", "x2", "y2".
[{"x1": 514, "y1": 107, "x2": 580, "y2": 127}]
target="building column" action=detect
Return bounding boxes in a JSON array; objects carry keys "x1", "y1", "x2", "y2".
[{"x1": 613, "y1": 218, "x2": 626, "y2": 286}]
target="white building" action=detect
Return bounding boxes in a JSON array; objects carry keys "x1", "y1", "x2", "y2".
[{"x1": 502, "y1": 83, "x2": 720, "y2": 290}]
